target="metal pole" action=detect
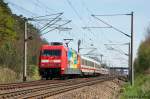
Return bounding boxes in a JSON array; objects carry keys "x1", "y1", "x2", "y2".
[
  {"x1": 63, "y1": 39, "x2": 73, "y2": 48},
  {"x1": 78, "y1": 40, "x2": 81, "y2": 53},
  {"x1": 128, "y1": 43, "x2": 131, "y2": 82},
  {"x1": 66, "y1": 43, "x2": 69, "y2": 47},
  {"x1": 131, "y1": 12, "x2": 134, "y2": 86},
  {"x1": 23, "y1": 20, "x2": 27, "y2": 81},
  {"x1": 100, "y1": 54, "x2": 103, "y2": 64}
]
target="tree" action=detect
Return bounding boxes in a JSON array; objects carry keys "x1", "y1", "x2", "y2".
[
  {"x1": 0, "y1": 0, "x2": 48, "y2": 77},
  {"x1": 0, "y1": 0, "x2": 16, "y2": 45},
  {"x1": 135, "y1": 25, "x2": 150, "y2": 73}
]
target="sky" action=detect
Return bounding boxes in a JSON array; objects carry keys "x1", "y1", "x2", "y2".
[{"x1": 5, "y1": 0, "x2": 150, "y2": 67}]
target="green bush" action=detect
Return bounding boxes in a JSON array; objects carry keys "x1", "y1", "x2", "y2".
[
  {"x1": 27, "y1": 65, "x2": 41, "y2": 80},
  {"x1": 121, "y1": 74, "x2": 150, "y2": 99}
]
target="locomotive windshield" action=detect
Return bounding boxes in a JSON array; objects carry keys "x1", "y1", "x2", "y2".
[{"x1": 42, "y1": 50, "x2": 61, "y2": 56}]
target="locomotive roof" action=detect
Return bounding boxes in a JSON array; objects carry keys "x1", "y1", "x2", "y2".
[
  {"x1": 41, "y1": 44, "x2": 67, "y2": 49},
  {"x1": 41, "y1": 44, "x2": 79, "y2": 53},
  {"x1": 81, "y1": 56, "x2": 101, "y2": 65}
]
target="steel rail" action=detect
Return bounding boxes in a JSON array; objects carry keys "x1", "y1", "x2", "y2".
[{"x1": 0, "y1": 76, "x2": 115, "y2": 99}]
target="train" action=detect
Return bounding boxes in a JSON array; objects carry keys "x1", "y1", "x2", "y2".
[{"x1": 39, "y1": 42, "x2": 109, "y2": 79}]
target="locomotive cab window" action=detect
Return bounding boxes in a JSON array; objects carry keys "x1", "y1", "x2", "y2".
[{"x1": 42, "y1": 50, "x2": 61, "y2": 56}]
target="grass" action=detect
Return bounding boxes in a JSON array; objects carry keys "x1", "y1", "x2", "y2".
[
  {"x1": 0, "y1": 67, "x2": 18, "y2": 84},
  {"x1": 120, "y1": 74, "x2": 150, "y2": 99},
  {"x1": 0, "y1": 65, "x2": 41, "y2": 84}
]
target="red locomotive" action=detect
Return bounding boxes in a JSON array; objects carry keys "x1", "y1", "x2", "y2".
[{"x1": 39, "y1": 42, "x2": 108, "y2": 79}]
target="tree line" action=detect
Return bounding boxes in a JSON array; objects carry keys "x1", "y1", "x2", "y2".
[{"x1": 0, "y1": 0, "x2": 48, "y2": 80}]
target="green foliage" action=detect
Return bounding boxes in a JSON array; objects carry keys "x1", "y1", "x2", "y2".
[
  {"x1": 0, "y1": 41, "x2": 23, "y2": 74},
  {"x1": 27, "y1": 65, "x2": 41, "y2": 80},
  {"x1": 121, "y1": 74, "x2": 150, "y2": 99},
  {"x1": 0, "y1": 0, "x2": 47, "y2": 83},
  {"x1": 0, "y1": 1, "x2": 16, "y2": 44},
  {"x1": 136, "y1": 42, "x2": 150, "y2": 72},
  {"x1": 121, "y1": 25, "x2": 150, "y2": 99},
  {"x1": 134, "y1": 26, "x2": 150, "y2": 73}
]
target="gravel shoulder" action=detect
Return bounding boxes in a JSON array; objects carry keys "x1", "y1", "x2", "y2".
[{"x1": 47, "y1": 79, "x2": 125, "y2": 99}]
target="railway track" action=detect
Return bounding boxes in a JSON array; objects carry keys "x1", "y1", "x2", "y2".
[
  {"x1": 0, "y1": 79, "x2": 75, "y2": 91},
  {"x1": 0, "y1": 76, "x2": 115, "y2": 99}
]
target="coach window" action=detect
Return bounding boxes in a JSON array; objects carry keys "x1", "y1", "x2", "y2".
[
  {"x1": 98, "y1": 64, "x2": 100, "y2": 68},
  {"x1": 82, "y1": 59, "x2": 84, "y2": 65},
  {"x1": 82, "y1": 59, "x2": 85, "y2": 65},
  {"x1": 84, "y1": 60, "x2": 86, "y2": 65},
  {"x1": 86, "y1": 61, "x2": 88, "y2": 66},
  {"x1": 92, "y1": 62, "x2": 94, "y2": 67},
  {"x1": 88, "y1": 61, "x2": 90, "y2": 66},
  {"x1": 95, "y1": 64, "x2": 98, "y2": 68},
  {"x1": 85, "y1": 60, "x2": 88, "y2": 66},
  {"x1": 89, "y1": 61, "x2": 90, "y2": 66},
  {"x1": 90, "y1": 61, "x2": 92, "y2": 67}
]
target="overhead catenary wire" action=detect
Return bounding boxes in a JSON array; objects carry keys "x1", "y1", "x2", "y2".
[
  {"x1": 79, "y1": 0, "x2": 109, "y2": 57},
  {"x1": 80, "y1": 0, "x2": 109, "y2": 54},
  {"x1": 105, "y1": 44, "x2": 128, "y2": 56},
  {"x1": 38, "y1": 13, "x2": 63, "y2": 31},
  {"x1": 26, "y1": 12, "x2": 67, "y2": 37},
  {"x1": 65, "y1": 0, "x2": 96, "y2": 38},
  {"x1": 60, "y1": 1, "x2": 93, "y2": 49},
  {"x1": 92, "y1": 15, "x2": 131, "y2": 38},
  {"x1": 80, "y1": 2, "x2": 126, "y2": 63},
  {"x1": 25, "y1": 0, "x2": 74, "y2": 44},
  {"x1": 26, "y1": 0, "x2": 57, "y2": 14},
  {"x1": 40, "y1": 20, "x2": 72, "y2": 36},
  {"x1": 39, "y1": 18, "x2": 62, "y2": 32},
  {"x1": 6, "y1": 0, "x2": 68, "y2": 35},
  {"x1": 8, "y1": 1, "x2": 70, "y2": 37},
  {"x1": 29, "y1": 0, "x2": 76, "y2": 46},
  {"x1": 29, "y1": 0, "x2": 74, "y2": 44},
  {"x1": 93, "y1": 13, "x2": 131, "y2": 16},
  {"x1": 62, "y1": 16, "x2": 92, "y2": 49},
  {"x1": 6, "y1": 1, "x2": 38, "y2": 16},
  {"x1": 65, "y1": 0, "x2": 99, "y2": 53},
  {"x1": 31, "y1": 12, "x2": 63, "y2": 19},
  {"x1": 6, "y1": 0, "x2": 127, "y2": 66},
  {"x1": 36, "y1": 0, "x2": 58, "y2": 13}
]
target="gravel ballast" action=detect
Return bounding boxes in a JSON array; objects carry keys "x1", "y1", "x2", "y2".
[{"x1": 47, "y1": 79, "x2": 124, "y2": 99}]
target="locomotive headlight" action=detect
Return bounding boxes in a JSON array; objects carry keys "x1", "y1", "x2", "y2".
[
  {"x1": 41, "y1": 60, "x2": 49, "y2": 63},
  {"x1": 61, "y1": 68, "x2": 64, "y2": 70}
]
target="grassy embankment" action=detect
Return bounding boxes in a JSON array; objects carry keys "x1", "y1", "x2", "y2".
[
  {"x1": 120, "y1": 25, "x2": 150, "y2": 99},
  {"x1": 0, "y1": 65, "x2": 41, "y2": 84},
  {"x1": 121, "y1": 73, "x2": 150, "y2": 99}
]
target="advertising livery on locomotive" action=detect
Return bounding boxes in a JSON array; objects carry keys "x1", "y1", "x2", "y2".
[{"x1": 39, "y1": 42, "x2": 109, "y2": 79}]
